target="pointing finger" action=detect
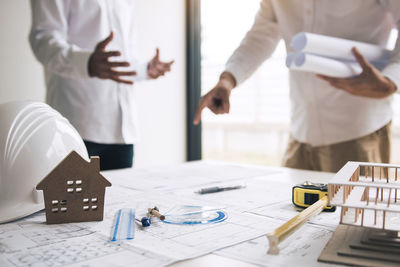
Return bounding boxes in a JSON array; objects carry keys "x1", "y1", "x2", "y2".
[{"x1": 193, "y1": 98, "x2": 207, "y2": 125}]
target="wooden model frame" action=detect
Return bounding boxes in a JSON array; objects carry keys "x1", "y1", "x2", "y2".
[{"x1": 328, "y1": 161, "x2": 400, "y2": 231}]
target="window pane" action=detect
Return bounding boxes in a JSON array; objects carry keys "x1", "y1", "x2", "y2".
[
  {"x1": 201, "y1": 0, "x2": 289, "y2": 166},
  {"x1": 201, "y1": 2, "x2": 400, "y2": 166}
]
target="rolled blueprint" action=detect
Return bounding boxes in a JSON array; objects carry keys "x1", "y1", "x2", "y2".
[
  {"x1": 290, "y1": 32, "x2": 391, "y2": 63},
  {"x1": 291, "y1": 53, "x2": 362, "y2": 78},
  {"x1": 286, "y1": 52, "x2": 295, "y2": 68}
]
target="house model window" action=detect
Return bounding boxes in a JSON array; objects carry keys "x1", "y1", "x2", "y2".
[
  {"x1": 36, "y1": 151, "x2": 112, "y2": 224},
  {"x1": 51, "y1": 199, "x2": 67, "y2": 213},
  {"x1": 66, "y1": 180, "x2": 83, "y2": 193}
]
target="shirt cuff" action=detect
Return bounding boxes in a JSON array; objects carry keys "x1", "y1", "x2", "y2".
[
  {"x1": 381, "y1": 63, "x2": 400, "y2": 93},
  {"x1": 70, "y1": 46, "x2": 92, "y2": 79},
  {"x1": 132, "y1": 61, "x2": 149, "y2": 81},
  {"x1": 225, "y1": 60, "x2": 247, "y2": 85}
]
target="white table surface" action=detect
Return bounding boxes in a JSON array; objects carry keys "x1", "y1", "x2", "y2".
[
  {"x1": 110, "y1": 162, "x2": 336, "y2": 267},
  {"x1": 0, "y1": 161, "x2": 337, "y2": 267}
]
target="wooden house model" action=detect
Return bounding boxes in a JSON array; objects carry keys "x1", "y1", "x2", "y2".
[
  {"x1": 36, "y1": 151, "x2": 111, "y2": 224},
  {"x1": 328, "y1": 161, "x2": 400, "y2": 231}
]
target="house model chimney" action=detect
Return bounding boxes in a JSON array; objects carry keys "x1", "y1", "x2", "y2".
[{"x1": 90, "y1": 156, "x2": 100, "y2": 171}]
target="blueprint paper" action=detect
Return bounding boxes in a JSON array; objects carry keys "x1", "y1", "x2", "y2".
[
  {"x1": 286, "y1": 52, "x2": 295, "y2": 67},
  {"x1": 291, "y1": 32, "x2": 391, "y2": 63},
  {"x1": 0, "y1": 162, "x2": 282, "y2": 267},
  {"x1": 0, "y1": 219, "x2": 173, "y2": 267},
  {"x1": 0, "y1": 187, "x2": 281, "y2": 267},
  {"x1": 0, "y1": 161, "x2": 339, "y2": 267},
  {"x1": 106, "y1": 161, "x2": 277, "y2": 192},
  {"x1": 287, "y1": 32, "x2": 391, "y2": 77},
  {"x1": 215, "y1": 224, "x2": 334, "y2": 267},
  {"x1": 246, "y1": 200, "x2": 341, "y2": 231},
  {"x1": 172, "y1": 175, "x2": 289, "y2": 213},
  {"x1": 291, "y1": 53, "x2": 362, "y2": 77}
]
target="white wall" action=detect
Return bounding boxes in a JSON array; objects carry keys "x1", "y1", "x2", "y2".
[
  {"x1": 0, "y1": 0, "x2": 186, "y2": 168},
  {"x1": 133, "y1": 0, "x2": 186, "y2": 167},
  {"x1": 0, "y1": 0, "x2": 45, "y2": 103}
]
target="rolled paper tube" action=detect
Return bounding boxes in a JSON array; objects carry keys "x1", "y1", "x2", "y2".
[
  {"x1": 286, "y1": 52, "x2": 295, "y2": 68},
  {"x1": 291, "y1": 53, "x2": 362, "y2": 78},
  {"x1": 290, "y1": 32, "x2": 391, "y2": 64}
]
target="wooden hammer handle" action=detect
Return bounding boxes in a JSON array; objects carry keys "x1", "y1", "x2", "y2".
[{"x1": 148, "y1": 208, "x2": 165, "y2": 221}]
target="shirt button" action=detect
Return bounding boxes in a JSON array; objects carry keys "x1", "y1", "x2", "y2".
[{"x1": 306, "y1": 9, "x2": 311, "y2": 15}]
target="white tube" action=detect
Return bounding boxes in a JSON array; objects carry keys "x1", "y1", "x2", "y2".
[
  {"x1": 290, "y1": 32, "x2": 391, "y2": 63},
  {"x1": 286, "y1": 52, "x2": 295, "y2": 67},
  {"x1": 290, "y1": 53, "x2": 362, "y2": 78}
]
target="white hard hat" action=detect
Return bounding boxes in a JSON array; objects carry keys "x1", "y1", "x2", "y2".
[{"x1": 0, "y1": 101, "x2": 88, "y2": 223}]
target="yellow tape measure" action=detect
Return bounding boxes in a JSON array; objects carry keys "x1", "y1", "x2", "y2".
[{"x1": 292, "y1": 181, "x2": 335, "y2": 211}]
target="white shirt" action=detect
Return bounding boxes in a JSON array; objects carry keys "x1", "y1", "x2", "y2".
[
  {"x1": 29, "y1": 0, "x2": 148, "y2": 144},
  {"x1": 226, "y1": 0, "x2": 400, "y2": 146}
]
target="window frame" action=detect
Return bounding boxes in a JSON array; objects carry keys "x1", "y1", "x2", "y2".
[{"x1": 186, "y1": 0, "x2": 202, "y2": 161}]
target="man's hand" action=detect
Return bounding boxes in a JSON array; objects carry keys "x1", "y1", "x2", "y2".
[
  {"x1": 193, "y1": 72, "x2": 236, "y2": 125},
  {"x1": 88, "y1": 32, "x2": 136, "y2": 85},
  {"x1": 147, "y1": 48, "x2": 174, "y2": 79},
  {"x1": 317, "y1": 47, "x2": 396, "y2": 98}
]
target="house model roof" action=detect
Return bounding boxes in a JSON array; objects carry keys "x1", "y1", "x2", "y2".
[{"x1": 37, "y1": 151, "x2": 111, "y2": 190}]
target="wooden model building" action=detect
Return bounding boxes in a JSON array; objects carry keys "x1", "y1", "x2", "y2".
[
  {"x1": 267, "y1": 161, "x2": 400, "y2": 265},
  {"x1": 36, "y1": 151, "x2": 111, "y2": 224},
  {"x1": 318, "y1": 161, "x2": 400, "y2": 266},
  {"x1": 328, "y1": 161, "x2": 400, "y2": 231}
]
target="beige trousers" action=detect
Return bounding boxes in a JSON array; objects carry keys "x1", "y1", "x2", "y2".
[{"x1": 282, "y1": 123, "x2": 391, "y2": 173}]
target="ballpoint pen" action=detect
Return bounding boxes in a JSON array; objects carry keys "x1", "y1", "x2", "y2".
[{"x1": 196, "y1": 185, "x2": 246, "y2": 194}]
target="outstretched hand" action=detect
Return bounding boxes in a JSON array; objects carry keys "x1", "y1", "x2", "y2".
[
  {"x1": 317, "y1": 47, "x2": 396, "y2": 98},
  {"x1": 147, "y1": 48, "x2": 174, "y2": 79},
  {"x1": 193, "y1": 72, "x2": 236, "y2": 125},
  {"x1": 88, "y1": 32, "x2": 136, "y2": 85}
]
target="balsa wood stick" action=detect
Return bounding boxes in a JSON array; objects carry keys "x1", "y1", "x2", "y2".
[
  {"x1": 361, "y1": 209, "x2": 365, "y2": 226},
  {"x1": 266, "y1": 196, "x2": 328, "y2": 255},
  {"x1": 372, "y1": 166, "x2": 375, "y2": 182}
]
